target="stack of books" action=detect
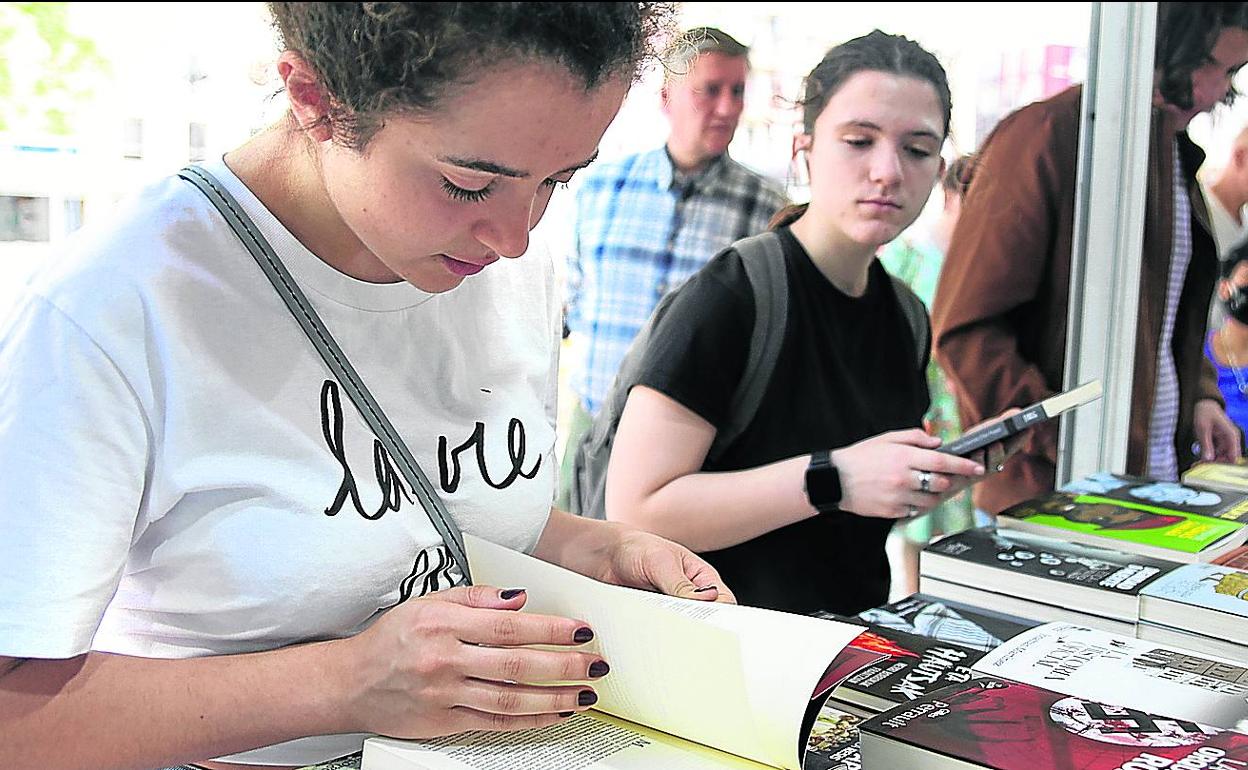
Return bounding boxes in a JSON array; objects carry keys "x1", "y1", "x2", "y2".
[
  {"x1": 859, "y1": 676, "x2": 1248, "y2": 769},
  {"x1": 1136, "y1": 562, "x2": 1248, "y2": 661},
  {"x1": 918, "y1": 526, "x2": 1179, "y2": 636},
  {"x1": 859, "y1": 620, "x2": 1248, "y2": 768},
  {"x1": 996, "y1": 472, "x2": 1248, "y2": 563}
]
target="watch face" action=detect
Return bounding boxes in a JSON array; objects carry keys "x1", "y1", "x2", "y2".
[{"x1": 807, "y1": 451, "x2": 842, "y2": 510}]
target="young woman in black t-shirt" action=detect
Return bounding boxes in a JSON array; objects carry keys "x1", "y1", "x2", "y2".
[{"x1": 605, "y1": 31, "x2": 1018, "y2": 615}]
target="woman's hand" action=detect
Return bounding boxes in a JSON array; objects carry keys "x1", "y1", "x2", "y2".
[
  {"x1": 830, "y1": 428, "x2": 985, "y2": 519},
  {"x1": 592, "y1": 526, "x2": 736, "y2": 604},
  {"x1": 830, "y1": 414, "x2": 1025, "y2": 520},
  {"x1": 536, "y1": 511, "x2": 736, "y2": 604},
  {"x1": 336, "y1": 585, "x2": 609, "y2": 739}
]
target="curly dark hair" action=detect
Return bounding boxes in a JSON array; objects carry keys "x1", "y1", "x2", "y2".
[
  {"x1": 1155, "y1": 2, "x2": 1248, "y2": 111},
  {"x1": 268, "y1": 2, "x2": 676, "y2": 150}
]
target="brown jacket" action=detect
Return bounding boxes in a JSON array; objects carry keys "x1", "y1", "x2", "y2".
[{"x1": 932, "y1": 85, "x2": 1222, "y2": 514}]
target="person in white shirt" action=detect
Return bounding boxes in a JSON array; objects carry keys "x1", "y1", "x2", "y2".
[
  {"x1": 1206, "y1": 125, "x2": 1248, "y2": 257},
  {"x1": 0, "y1": 4, "x2": 731, "y2": 770},
  {"x1": 1206, "y1": 125, "x2": 1248, "y2": 329}
]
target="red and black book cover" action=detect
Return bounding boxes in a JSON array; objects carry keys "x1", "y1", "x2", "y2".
[{"x1": 861, "y1": 678, "x2": 1248, "y2": 769}]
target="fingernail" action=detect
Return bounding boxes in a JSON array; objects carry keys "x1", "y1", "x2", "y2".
[
  {"x1": 578, "y1": 690, "x2": 598, "y2": 706},
  {"x1": 974, "y1": 466, "x2": 986, "y2": 476},
  {"x1": 559, "y1": 711, "x2": 575, "y2": 718},
  {"x1": 693, "y1": 585, "x2": 718, "y2": 593},
  {"x1": 573, "y1": 627, "x2": 594, "y2": 644},
  {"x1": 498, "y1": 588, "x2": 526, "y2": 600},
  {"x1": 588, "y1": 660, "x2": 610, "y2": 678}
]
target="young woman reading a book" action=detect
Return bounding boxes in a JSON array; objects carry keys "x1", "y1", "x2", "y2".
[
  {"x1": 0, "y1": 4, "x2": 736, "y2": 769},
  {"x1": 604, "y1": 31, "x2": 1019, "y2": 616}
]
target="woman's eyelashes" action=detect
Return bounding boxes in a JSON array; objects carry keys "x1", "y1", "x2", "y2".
[
  {"x1": 440, "y1": 177, "x2": 494, "y2": 203},
  {"x1": 842, "y1": 136, "x2": 935, "y2": 160},
  {"x1": 440, "y1": 176, "x2": 572, "y2": 204}
]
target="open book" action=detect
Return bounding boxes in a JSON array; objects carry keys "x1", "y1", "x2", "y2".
[
  {"x1": 362, "y1": 535, "x2": 866, "y2": 770},
  {"x1": 939, "y1": 380, "x2": 1102, "y2": 457}
]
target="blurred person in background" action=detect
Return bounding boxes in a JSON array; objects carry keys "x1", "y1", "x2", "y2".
[
  {"x1": 1206, "y1": 240, "x2": 1248, "y2": 443},
  {"x1": 557, "y1": 26, "x2": 786, "y2": 509},
  {"x1": 933, "y1": 1, "x2": 1248, "y2": 515},
  {"x1": 879, "y1": 153, "x2": 981, "y2": 594}
]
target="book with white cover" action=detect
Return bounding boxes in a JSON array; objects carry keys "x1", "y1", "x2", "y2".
[
  {"x1": 1136, "y1": 622, "x2": 1248, "y2": 664},
  {"x1": 362, "y1": 535, "x2": 867, "y2": 770},
  {"x1": 1138, "y1": 563, "x2": 1248, "y2": 646},
  {"x1": 972, "y1": 622, "x2": 1248, "y2": 733}
]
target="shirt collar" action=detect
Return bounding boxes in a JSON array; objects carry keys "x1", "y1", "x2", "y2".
[{"x1": 659, "y1": 146, "x2": 729, "y2": 194}]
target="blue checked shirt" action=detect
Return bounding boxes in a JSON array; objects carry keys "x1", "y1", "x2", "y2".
[{"x1": 566, "y1": 147, "x2": 787, "y2": 414}]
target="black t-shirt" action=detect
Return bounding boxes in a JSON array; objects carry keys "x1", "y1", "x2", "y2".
[{"x1": 634, "y1": 227, "x2": 929, "y2": 615}]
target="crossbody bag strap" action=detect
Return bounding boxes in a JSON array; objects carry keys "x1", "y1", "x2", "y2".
[{"x1": 178, "y1": 165, "x2": 471, "y2": 585}]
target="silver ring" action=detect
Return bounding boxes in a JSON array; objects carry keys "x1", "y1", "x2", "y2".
[
  {"x1": 918, "y1": 470, "x2": 933, "y2": 493},
  {"x1": 995, "y1": 463, "x2": 1005, "y2": 473}
]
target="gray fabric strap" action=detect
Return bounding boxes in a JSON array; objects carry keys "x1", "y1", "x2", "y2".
[
  {"x1": 708, "y1": 231, "x2": 788, "y2": 459},
  {"x1": 177, "y1": 165, "x2": 471, "y2": 585}
]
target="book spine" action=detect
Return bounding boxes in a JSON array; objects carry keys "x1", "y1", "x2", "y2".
[{"x1": 939, "y1": 421, "x2": 1012, "y2": 457}]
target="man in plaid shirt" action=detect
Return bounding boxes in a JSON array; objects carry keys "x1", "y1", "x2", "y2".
[{"x1": 558, "y1": 28, "x2": 786, "y2": 501}]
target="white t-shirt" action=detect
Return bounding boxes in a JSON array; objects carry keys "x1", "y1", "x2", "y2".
[{"x1": 0, "y1": 158, "x2": 559, "y2": 765}]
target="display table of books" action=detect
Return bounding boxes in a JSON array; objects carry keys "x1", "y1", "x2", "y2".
[{"x1": 290, "y1": 468, "x2": 1248, "y2": 770}]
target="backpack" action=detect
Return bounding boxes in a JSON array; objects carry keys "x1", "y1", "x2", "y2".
[{"x1": 567, "y1": 230, "x2": 929, "y2": 519}]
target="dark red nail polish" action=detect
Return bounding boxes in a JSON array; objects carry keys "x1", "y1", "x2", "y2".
[
  {"x1": 499, "y1": 588, "x2": 526, "y2": 600},
  {"x1": 573, "y1": 627, "x2": 594, "y2": 643},
  {"x1": 588, "y1": 660, "x2": 610, "y2": 678},
  {"x1": 578, "y1": 690, "x2": 597, "y2": 706},
  {"x1": 559, "y1": 711, "x2": 575, "y2": 718}
]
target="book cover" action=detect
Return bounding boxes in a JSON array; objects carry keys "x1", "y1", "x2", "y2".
[
  {"x1": 1184, "y1": 462, "x2": 1248, "y2": 494},
  {"x1": 859, "y1": 678, "x2": 1248, "y2": 770},
  {"x1": 832, "y1": 623, "x2": 986, "y2": 713},
  {"x1": 920, "y1": 527, "x2": 1180, "y2": 618},
  {"x1": 1062, "y1": 471, "x2": 1248, "y2": 523},
  {"x1": 1215, "y1": 545, "x2": 1248, "y2": 569},
  {"x1": 972, "y1": 623, "x2": 1248, "y2": 733},
  {"x1": 997, "y1": 489, "x2": 1244, "y2": 558},
  {"x1": 1138, "y1": 563, "x2": 1248, "y2": 644},
  {"x1": 804, "y1": 704, "x2": 862, "y2": 770},
  {"x1": 854, "y1": 593, "x2": 1038, "y2": 652}
]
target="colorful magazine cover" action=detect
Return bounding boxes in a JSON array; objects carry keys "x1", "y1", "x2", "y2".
[
  {"x1": 860, "y1": 678, "x2": 1248, "y2": 769},
  {"x1": 998, "y1": 489, "x2": 1244, "y2": 556},
  {"x1": 831, "y1": 624, "x2": 986, "y2": 713}
]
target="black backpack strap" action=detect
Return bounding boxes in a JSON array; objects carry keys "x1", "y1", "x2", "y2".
[
  {"x1": 707, "y1": 231, "x2": 788, "y2": 461},
  {"x1": 889, "y1": 275, "x2": 930, "y2": 371}
]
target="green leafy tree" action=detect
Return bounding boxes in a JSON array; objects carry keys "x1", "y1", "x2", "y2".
[{"x1": 0, "y1": 2, "x2": 108, "y2": 137}]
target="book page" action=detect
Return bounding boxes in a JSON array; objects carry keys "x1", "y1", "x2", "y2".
[
  {"x1": 362, "y1": 712, "x2": 776, "y2": 770},
  {"x1": 462, "y1": 534, "x2": 864, "y2": 770}
]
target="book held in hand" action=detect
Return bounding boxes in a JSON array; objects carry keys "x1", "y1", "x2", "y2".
[
  {"x1": 361, "y1": 535, "x2": 869, "y2": 770},
  {"x1": 859, "y1": 677, "x2": 1248, "y2": 769},
  {"x1": 938, "y1": 380, "x2": 1102, "y2": 457}
]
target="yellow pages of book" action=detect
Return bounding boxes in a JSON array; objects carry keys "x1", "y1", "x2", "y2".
[{"x1": 360, "y1": 534, "x2": 865, "y2": 770}]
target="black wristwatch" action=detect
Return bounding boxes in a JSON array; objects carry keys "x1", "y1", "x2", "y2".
[{"x1": 804, "y1": 449, "x2": 842, "y2": 513}]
